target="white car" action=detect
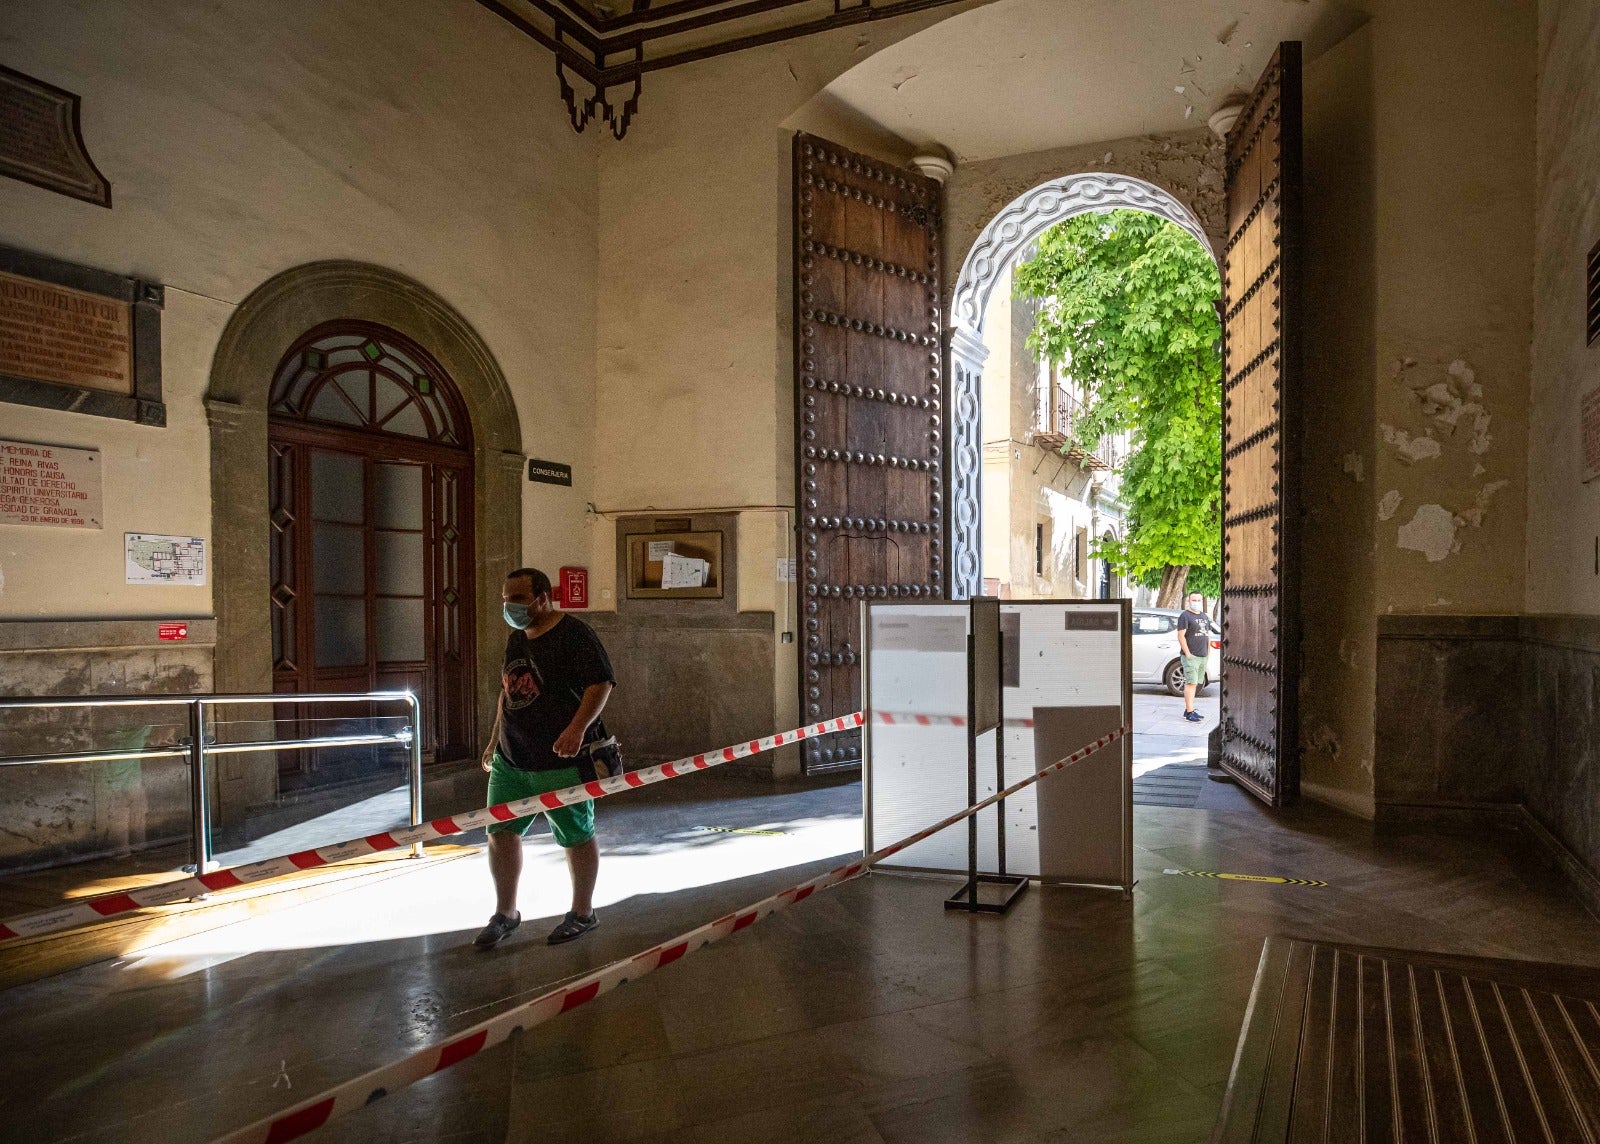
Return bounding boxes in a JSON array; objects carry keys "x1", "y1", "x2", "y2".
[{"x1": 1131, "y1": 608, "x2": 1222, "y2": 696}]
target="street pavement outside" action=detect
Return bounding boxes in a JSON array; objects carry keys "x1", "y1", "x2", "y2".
[{"x1": 1132, "y1": 683, "x2": 1218, "y2": 777}]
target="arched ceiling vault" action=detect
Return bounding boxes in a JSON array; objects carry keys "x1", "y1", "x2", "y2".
[{"x1": 816, "y1": 0, "x2": 1368, "y2": 163}]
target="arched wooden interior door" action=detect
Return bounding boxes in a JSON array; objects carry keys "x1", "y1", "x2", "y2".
[
  {"x1": 268, "y1": 322, "x2": 476, "y2": 785},
  {"x1": 1218, "y1": 43, "x2": 1304, "y2": 805}
]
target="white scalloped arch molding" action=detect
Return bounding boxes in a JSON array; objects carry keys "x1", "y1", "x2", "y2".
[{"x1": 946, "y1": 172, "x2": 1215, "y2": 598}]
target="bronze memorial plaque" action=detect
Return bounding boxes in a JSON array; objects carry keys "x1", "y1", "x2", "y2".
[
  {"x1": 0, "y1": 64, "x2": 111, "y2": 207},
  {"x1": 0, "y1": 269, "x2": 133, "y2": 395}
]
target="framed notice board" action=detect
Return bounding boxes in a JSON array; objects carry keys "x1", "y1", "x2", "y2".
[{"x1": 624, "y1": 529, "x2": 724, "y2": 599}]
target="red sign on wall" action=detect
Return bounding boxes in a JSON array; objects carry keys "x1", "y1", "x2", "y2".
[
  {"x1": 158, "y1": 622, "x2": 188, "y2": 641},
  {"x1": 558, "y1": 566, "x2": 589, "y2": 609}
]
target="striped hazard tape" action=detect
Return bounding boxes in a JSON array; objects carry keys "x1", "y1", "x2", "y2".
[
  {"x1": 873, "y1": 710, "x2": 1036, "y2": 729},
  {"x1": 1162, "y1": 868, "x2": 1328, "y2": 888},
  {"x1": 215, "y1": 725, "x2": 1128, "y2": 1144},
  {"x1": 0, "y1": 713, "x2": 865, "y2": 946}
]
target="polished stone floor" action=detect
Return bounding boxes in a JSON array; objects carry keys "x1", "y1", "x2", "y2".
[{"x1": 2, "y1": 773, "x2": 1597, "y2": 1144}]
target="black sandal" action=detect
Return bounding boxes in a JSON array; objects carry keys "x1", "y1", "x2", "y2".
[{"x1": 547, "y1": 911, "x2": 598, "y2": 945}]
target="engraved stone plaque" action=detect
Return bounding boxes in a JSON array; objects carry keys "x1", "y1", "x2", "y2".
[
  {"x1": 0, "y1": 65, "x2": 111, "y2": 207},
  {"x1": 0, "y1": 439, "x2": 102, "y2": 529}
]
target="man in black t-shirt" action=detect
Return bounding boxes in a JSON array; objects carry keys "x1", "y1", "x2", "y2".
[
  {"x1": 1176, "y1": 590, "x2": 1211, "y2": 724},
  {"x1": 473, "y1": 567, "x2": 616, "y2": 949}
]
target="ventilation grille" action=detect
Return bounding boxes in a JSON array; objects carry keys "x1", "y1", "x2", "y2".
[{"x1": 1589, "y1": 238, "x2": 1600, "y2": 345}]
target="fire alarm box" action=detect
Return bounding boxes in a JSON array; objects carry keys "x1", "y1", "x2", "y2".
[{"x1": 558, "y1": 566, "x2": 589, "y2": 609}]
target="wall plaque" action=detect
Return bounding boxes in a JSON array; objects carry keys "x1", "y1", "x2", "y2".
[
  {"x1": 1583, "y1": 384, "x2": 1600, "y2": 484},
  {"x1": 0, "y1": 244, "x2": 163, "y2": 425},
  {"x1": 0, "y1": 439, "x2": 102, "y2": 529},
  {"x1": 0, "y1": 65, "x2": 111, "y2": 208}
]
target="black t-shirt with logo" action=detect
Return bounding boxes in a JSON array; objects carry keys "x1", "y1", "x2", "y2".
[
  {"x1": 1177, "y1": 609, "x2": 1210, "y2": 658},
  {"x1": 499, "y1": 615, "x2": 616, "y2": 772}
]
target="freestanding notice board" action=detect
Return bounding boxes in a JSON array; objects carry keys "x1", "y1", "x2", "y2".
[{"x1": 863, "y1": 599, "x2": 1133, "y2": 897}]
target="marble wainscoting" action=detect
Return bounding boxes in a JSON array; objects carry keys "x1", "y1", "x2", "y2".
[
  {"x1": 1375, "y1": 613, "x2": 1600, "y2": 918},
  {"x1": 0, "y1": 619, "x2": 215, "y2": 871}
]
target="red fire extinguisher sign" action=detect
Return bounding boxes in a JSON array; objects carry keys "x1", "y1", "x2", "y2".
[{"x1": 559, "y1": 566, "x2": 589, "y2": 609}]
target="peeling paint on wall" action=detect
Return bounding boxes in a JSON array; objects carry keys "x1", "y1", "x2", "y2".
[
  {"x1": 1396, "y1": 503, "x2": 1458, "y2": 562},
  {"x1": 1455, "y1": 479, "x2": 1509, "y2": 527},
  {"x1": 1381, "y1": 424, "x2": 1442, "y2": 463},
  {"x1": 1305, "y1": 723, "x2": 1342, "y2": 761},
  {"x1": 1378, "y1": 490, "x2": 1403, "y2": 521},
  {"x1": 1412, "y1": 358, "x2": 1492, "y2": 455}
]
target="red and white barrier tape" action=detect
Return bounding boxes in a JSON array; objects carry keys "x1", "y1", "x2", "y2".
[
  {"x1": 873, "y1": 710, "x2": 1036, "y2": 729},
  {"x1": 0, "y1": 713, "x2": 865, "y2": 945},
  {"x1": 215, "y1": 724, "x2": 1127, "y2": 1144}
]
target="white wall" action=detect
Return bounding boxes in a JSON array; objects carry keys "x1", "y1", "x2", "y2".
[{"x1": 0, "y1": 0, "x2": 598, "y2": 619}]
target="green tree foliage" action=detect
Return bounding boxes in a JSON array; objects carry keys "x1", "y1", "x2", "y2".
[{"x1": 1013, "y1": 210, "x2": 1221, "y2": 600}]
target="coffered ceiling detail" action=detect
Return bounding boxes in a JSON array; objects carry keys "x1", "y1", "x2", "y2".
[{"x1": 476, "y1": 0, "x2": 971, "y2": 138}]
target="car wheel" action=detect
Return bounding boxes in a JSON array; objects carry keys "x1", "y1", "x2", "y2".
[{"x1": 1163, "y1": 659, "x2": 1185, "y2": 696}]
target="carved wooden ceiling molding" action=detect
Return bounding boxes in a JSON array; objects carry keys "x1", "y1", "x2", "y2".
[{"x1": 477, "y1": 0, "x2": 971, "y2": 139}]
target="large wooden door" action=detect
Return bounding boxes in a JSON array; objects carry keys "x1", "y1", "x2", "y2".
[
  {"x1": 1218, "y1": 43, "x2": 1303, "y2": 805},
  {"x1": 793, "y1": 134, "x2": 945, "y2": 774}
]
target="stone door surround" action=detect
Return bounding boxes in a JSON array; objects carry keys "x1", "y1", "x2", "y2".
[{"x1": 205, "y1": 261, "x2": 524, "y2": 740}]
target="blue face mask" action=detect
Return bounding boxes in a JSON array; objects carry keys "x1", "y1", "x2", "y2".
[{"x1": 503, "y1": 601, "x2": 532, "y2": 630}]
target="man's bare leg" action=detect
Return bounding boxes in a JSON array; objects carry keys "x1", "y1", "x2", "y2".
[
  {"x1": 1184, "y1": 679, "x2": 1198, "y2": 715},
  {"x1": 488, "y1": 832, "x2": 523, "y2": 916},
  {"x1": 566, "y1": 837, "x2": 599, "y2": 917}
]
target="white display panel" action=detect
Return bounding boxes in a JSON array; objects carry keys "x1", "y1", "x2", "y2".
[
  {"x1": 864, "y1": 605, "x2": 972, "y2": 872},
  {"x1": 864, "y1": 600, "x2": 1130, "y2": 890}
]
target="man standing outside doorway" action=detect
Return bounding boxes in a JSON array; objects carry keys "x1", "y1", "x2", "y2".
[
  {"x1": 1177, "y1": 590, "x2": 1210, "y2": 724},
  {"x1": 475, "y1": 567, "x2": 616, "y2": 949}
]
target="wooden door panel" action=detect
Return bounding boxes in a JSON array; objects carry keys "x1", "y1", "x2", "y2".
[
  {"x1": 795, "y1": 133, "x2": 944, "y2": 773},
  {"x1": 1219, "y1": 43, "x2": 1303, "y2": 805}
]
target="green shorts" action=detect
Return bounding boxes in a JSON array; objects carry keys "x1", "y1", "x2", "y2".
[
  {"x1": 485, "y1": 753, "x2": 595, "y2": 848},
  {"x1": 1183, "y1": 655, "x2": 1209, "y2": 685}
]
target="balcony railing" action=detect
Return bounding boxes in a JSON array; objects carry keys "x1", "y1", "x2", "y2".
[{"x1": 1032, "y1": 391, "x2": 1127, "y2": 471}]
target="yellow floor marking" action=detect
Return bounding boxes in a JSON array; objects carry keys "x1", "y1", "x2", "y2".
[
  {"x1": 693, "y1": 825, "x2": 789, "y2": 837},
  {"x1": 1162, "y1": 867, "x2": 1328, "y2": 888}
]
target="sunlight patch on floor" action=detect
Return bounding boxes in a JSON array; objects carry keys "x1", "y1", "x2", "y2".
[{"x1": 126, "y1": 813, "x2": 861, "y2": 967}]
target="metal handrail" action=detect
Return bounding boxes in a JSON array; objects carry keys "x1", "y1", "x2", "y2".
[{"x1": 0, "y1": 691, "x2": 424, "y2": 873}]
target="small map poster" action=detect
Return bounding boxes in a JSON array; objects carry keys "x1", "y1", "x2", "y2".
[{"x1": 125, "y1": 533, "x2": 206, "y2": 586}]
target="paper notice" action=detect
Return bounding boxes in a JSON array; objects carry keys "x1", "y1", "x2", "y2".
[
  {"x1": 661, "y1": 552, "x2": 708, "y2": 589},
  {"x1": 647, "y1": 540, "x2": 673, "y2": 562}
]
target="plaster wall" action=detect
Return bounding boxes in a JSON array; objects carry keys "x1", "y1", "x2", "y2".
[
  {"x1": 588, "y1": 6, "x2": 984, "y2": 770},
  {"x1": 1526, "y1": 0, "x2": 1600, "y2": 613},
  {"x1": 0, "y1": 0, "x2": 598, "y2": 624},
  {"x1": 1367, "y1": 0, "x2": 1534, "y2": 614},
  {"x1": 1300, "y1": 24, "x2": 1379, "y2": 815}
]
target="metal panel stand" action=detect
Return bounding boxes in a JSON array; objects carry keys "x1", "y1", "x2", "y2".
[{"x1": 946, "y1": 597, "x2": 1026, "y2": 915}]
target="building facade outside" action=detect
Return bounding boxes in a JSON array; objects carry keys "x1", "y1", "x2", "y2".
[{"x1": 979, "y1": 265, "x2": 1136, "y2": 603}]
